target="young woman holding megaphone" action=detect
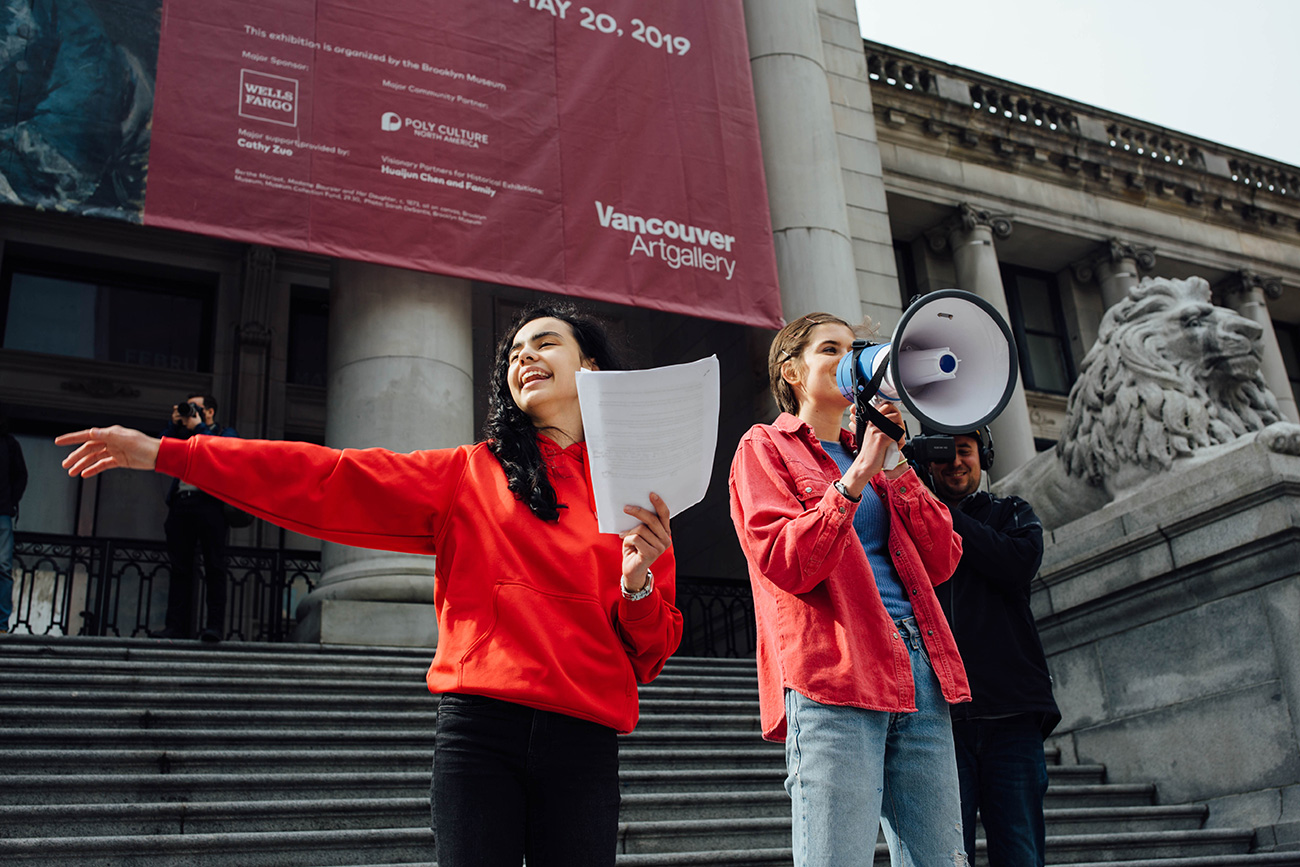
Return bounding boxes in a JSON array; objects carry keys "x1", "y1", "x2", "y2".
[{"x1": 728, "y1": 311, "x2": 970, "y2": 867}]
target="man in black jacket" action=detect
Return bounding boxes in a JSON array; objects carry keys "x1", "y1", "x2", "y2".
[
  {"x1": 159, "y1": 395, "x2": 239, "y2": 642},
  {"x1": 927, "y1": 428, "x2": 1060, "y2": 867}
]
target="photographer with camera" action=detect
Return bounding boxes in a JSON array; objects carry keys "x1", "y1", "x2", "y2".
[
  {"x1": 159, "y1": 394, "x2": 239, "y2": 642},
  {"x1": 913, "y1": 428, "x2": 1060, "y2": 867}
]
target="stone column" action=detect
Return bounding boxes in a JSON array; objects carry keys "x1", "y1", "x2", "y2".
[
  {"x1": 1072, "y1": 238, "x2": 1156, "y2": 311},
  {"x1": 743, "y1": 0, "x2": 859, "y2": 320},
  {"x1": 293, "y1": 262, "x2": 474, "y2": 646},
  {"x1": 229, "y1": 246, "x2": 277, "y2": 552},
  {"x1": 1219, "y1": 270, "x2": 1299, "y2": 424},
  {"x1": 929, "y1": 204, "x2": 1037, "y2": 476}
]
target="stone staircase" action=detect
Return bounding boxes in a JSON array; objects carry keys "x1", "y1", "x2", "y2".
[{"x1": 0, "y1": 635, "x2": 1295, "y2": 866}]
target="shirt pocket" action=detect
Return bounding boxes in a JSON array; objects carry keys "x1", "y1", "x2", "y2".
[{"x1": 789, "y1": 466, "x2": 830, "y2": 509}]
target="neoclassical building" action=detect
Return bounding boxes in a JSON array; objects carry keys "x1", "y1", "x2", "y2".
[{"x1": 3, "y1": 0, "x2": 1298, "y2": 648}]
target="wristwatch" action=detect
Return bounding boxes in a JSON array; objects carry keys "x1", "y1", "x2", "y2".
[
  {"x1": 621, "y1": 569, "x2": 655, "y2": 601},
  {"x1": 832, "y1": 480, "x2": 861, "y2": 502}
]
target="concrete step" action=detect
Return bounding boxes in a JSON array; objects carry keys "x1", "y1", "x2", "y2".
[
  {"x1": 620, "y1": 818, "x2": 789, "y2": 856},
  {"x1": 0, "y1": 706, "x2": 438, "y2": 732},
  {"x1": 0, "y1": 772, "x2": 432, "y2": 806},
  {"x1": 618, "y1": 768, "x2": 786, "y2": 796},
  {"x1": 0, "y1": 798, "x2": 429, "y2": 838},
  {"x1": 9, "y1": 747, "x2": 435, "y2": 775},
  {"x1": 620, "y1": 791, "x2": 788, "y2": 822},
  {"x1": 1063, "y1": 855, "x2": 1300, "y2": 867},
  {"x1": 1034, "y1": 805, "x2": 1210, "y2": 837},
  {"x1": 1037, "y1": 828, "x2": 1258, "y2": 864},
  {"x1": 616, "y1": 853, "x2": 793, "y2": 867},
  {"x1": 3, "y1": 724, "x2": 437, "y2": 751},
  {"x1": 1045, "y1": 782, "x2": 1157, "y2": 809},
  {"x1": 0, "y1": 828, "x2": 436, "y2": 867},
  {"x1": 618, "y1": 747, "x2": 785, "y2": 772}
]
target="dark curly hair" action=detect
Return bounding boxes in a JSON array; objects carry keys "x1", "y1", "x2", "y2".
[{"x1": 484, "y1": 303, "x2": 624, "y2": 521}]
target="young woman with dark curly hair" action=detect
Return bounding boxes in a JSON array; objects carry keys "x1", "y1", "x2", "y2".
[{"x1": 57, "y1": 303, "x2": 683, "y2": 867}]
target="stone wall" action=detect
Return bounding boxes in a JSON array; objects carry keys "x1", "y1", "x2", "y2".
[{"x1": 1035, "y1": 435, "x2": 1300, "y2": 849}]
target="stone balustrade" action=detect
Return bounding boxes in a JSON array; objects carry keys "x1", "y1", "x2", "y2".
[{"x1": 863, "y1": 40, "x2": 1299, "y2": 216}]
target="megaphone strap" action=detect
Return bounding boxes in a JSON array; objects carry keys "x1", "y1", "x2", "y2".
[{"x1": 857, "y1": 399, "x2": 905, "y2": 442}]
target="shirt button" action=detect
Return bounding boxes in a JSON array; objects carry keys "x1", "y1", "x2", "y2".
[
  {"x1": 804, "y1": 486, "x2": 813, "y2": 493},
  {"x1": 912, "y1": 589, "x2": 918, "y2": 595},
  {"x1": 927, "y1": 630, "x2": 933, "y2": 636},
  {"x1": 900, "y1": 486, "x2": 907, "y2": 493},
  {"x1": 838, "y1": 506, "x2": 846, "y2": 515}
]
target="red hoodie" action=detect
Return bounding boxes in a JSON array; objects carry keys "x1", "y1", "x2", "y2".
[{"x1": 156, "y1": 434, "x2": 682, "y2": 733}]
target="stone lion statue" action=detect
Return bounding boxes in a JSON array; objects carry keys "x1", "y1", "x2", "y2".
[{"x1": 997, "y1": 275, "x2": 1300, "y2": 528}]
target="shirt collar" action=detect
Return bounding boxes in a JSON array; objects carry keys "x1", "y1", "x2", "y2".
[{"x1": 774, "y1": 412, "x2": 858, "y2": 451}]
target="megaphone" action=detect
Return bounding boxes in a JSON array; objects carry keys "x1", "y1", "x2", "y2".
[{"x1": 836, "y1": 289, "x2": 1018, "y2": 440}]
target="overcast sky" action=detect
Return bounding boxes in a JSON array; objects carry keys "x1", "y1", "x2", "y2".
[{"x1": 855, "y1": 0, "x2": 1295, "y2": 167}]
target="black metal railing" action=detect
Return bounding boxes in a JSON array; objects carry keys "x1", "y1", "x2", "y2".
[
  {"x1": 676, "y1": 577, "x2": 756, "y2": 658},
  {"x1": 11, "y1": 532, "x2": 318, "y2": 642},
  {"x1": 10, "y1": 533, "x2": 757, "y2": 656}
]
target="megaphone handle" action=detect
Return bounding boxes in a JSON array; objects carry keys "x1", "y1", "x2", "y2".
[
  {"x1": 856, "y1": 398, "x2": 905, "y2": 443},
  {"x1": 883, "y1": 442, "x2": 902, "y2": 471}
]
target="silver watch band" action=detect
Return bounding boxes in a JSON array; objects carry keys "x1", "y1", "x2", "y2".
[{"x1": 621, "y1": 568, "x2": 654, "y2": 601}]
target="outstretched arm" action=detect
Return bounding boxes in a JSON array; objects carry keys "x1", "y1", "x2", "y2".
[{"x1": 58, "y1": 426, "x2": 461, "y2": 554}]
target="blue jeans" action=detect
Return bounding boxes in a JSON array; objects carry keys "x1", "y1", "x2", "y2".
[
  {"x1": 952, "y1": 715, "x2": 1049, "y2": 867},
  {"x1": 430, "y1": 693, "x2": 620, "y2": 867},
  {"x1": 0, "y1": 515, "x2": 13, "y2": 630},
  {"x1": 784, "y1": 617, "x2": 966, "y2": 867}
]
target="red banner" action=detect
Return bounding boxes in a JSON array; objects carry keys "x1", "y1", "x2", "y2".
[{"x1": 144, "y1": 0, "x2": 782, "y2": 328}]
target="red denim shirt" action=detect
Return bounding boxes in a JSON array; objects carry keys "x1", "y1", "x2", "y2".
[{"x1": 729, "y1": 413, "x2": 970, "y2": 741}]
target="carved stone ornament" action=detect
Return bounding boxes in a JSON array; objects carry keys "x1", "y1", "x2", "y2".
[
  {"x1": 60, "y1": 379, "x2": 142, "y2": 400},
  {"x1": 1070, "y1": 238, "x2": 1157, "y2": 284},
  {"x1": 997, "y1": 275, "x2": 1300, "y2": 529},
  {"x1": 1219, "y1": 269, "x2": 1285, "y2": 302},
  {"x1": 927, "y1": 202, "x2": 1013, "y2": 252}
]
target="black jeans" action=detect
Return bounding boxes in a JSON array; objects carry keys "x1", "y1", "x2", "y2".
[
  {"x1": 163, "y1": 494, "x2": 228, "y2": 637},
  {"x1": 431, "y1": 693, "x2": 620, "y2": 867},
  {"x1": 953, "y1": 714, "x2": 1049, "y2": 867}
]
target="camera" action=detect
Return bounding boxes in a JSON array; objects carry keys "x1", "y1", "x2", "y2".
[
  {"x1": 902, "y1": 434, "x2": 955, "y2": 466},
  {"x1": 176, "y1": 400, "x2": 202, "y2": 420}
]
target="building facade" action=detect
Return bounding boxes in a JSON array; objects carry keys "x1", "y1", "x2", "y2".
[{"x1": 4, "y1": 0, "x2": 1299, "y2": 647}]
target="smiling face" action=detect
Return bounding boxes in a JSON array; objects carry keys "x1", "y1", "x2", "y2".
[
  {"x1": 506, "y1": 316, "x2": 594, "y2": 424},
  {"x1": 784, "y1": 322, "x2": 855, "y2": 413},
  {"x1": 929, "y1": 434, "x2": 982, "y2": 501}
]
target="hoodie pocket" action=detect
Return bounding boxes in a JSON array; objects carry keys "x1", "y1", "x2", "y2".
[{"x1": 457, "y1": 582, "x2": 634, "y2": 710}]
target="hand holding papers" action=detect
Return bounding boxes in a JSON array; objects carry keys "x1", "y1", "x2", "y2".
[{"x1": 576, "y1": 357, "x2": 720, "y2": 534}]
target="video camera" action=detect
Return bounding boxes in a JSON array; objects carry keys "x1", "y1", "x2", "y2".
[{"x1": 902, "y1": 434, "x2": 955, "y2": 466}]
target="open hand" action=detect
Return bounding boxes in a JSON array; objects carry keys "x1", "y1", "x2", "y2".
[{"x1": 56, "y1": 426, "x2": 161, "y2": 478}]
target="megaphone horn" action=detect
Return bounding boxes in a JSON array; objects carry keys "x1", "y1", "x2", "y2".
[{"x1": 835, "y1": 289, "x2": 1018, "y2": 435}]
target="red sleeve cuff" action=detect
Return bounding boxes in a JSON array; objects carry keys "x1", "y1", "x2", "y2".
[{"x1": 155, "y1": 435, "x2": 190, "y2": 479}]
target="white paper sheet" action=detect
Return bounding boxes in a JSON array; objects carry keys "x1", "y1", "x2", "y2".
[{"x1": 576, "y1": 356, "x2": 720, "y2": 534}]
